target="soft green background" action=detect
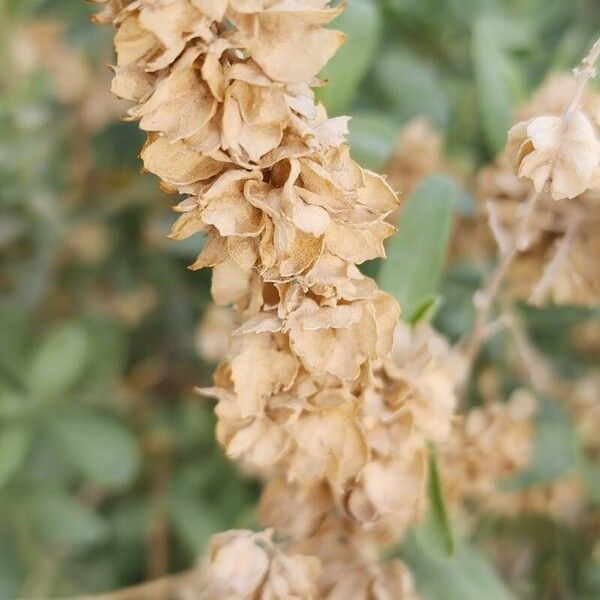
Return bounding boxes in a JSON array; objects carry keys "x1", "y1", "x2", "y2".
[{"x1": 1, "y1": 0, "x2": 600, "y2": 598}]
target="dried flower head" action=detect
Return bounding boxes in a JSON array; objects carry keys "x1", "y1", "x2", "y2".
[
  {"x1": 95, "y1": 0, "x2": 461, "y2": 593},
  {"x1": 197, "y1": 529, "x2": 320, "y2": 599},
  {"x1": 441, "y1": 390, "x2": 536, "y2": 512},
  {"x1": 476, "y1": 71, "x2": 600, "y2": 305}
]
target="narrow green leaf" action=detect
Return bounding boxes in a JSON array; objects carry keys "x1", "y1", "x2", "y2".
[
  {"x1": 402, "y1": 531, "x2": 513, "y2": 600},
  {"x1": 375, "y1": 47, "x2": 449, "y2": 127},
  {"x1": 0, "y1": 301, "x2": 29, "y2": 389},
  {"x1": 418, "y1": 445, "x2": 455, "y2": 557},
  {"x1": 317, "y1": 0, "x2": 381, "y2": 115},
  {"x1": 0, "y1": 426, "x2": 30, "y2": 489},
  {"x1": 472, "y1": 15, "x2": 528, "y2": 153},
  {"x1": 408, "y1": 294, "x2": 442, "y2": 326},
  {"x1": 27, "y1": 321, "x2": 88, "y2": 399},
  {"x1": 377, "y1": 175, "x2": 457, "y2": 320},
  {"x1": 51, "y1": 409, "x2": 140, "y2": 487}
]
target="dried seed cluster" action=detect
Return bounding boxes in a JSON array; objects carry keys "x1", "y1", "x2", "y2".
[
  {"x1": 478, "y1": 73, "x2": 600, "y2": 305},
  {"x1": 440, "y1": 391, "x2": 536, "y2": 513},
  {"x1": 94, "y1": 0, "x2": 460, "y2": 596}
]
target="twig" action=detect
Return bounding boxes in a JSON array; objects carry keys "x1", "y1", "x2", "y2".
[
  {"x1": 503, "y1": 311, "x2": 569, "y2": 398},
  {"x1": 486, "y1": 200, "x2": 512, "y2": 255},
  {"x1": 147, "y1": 432, "x2": 172, "y2": 587},
  {"x1": 68, "y1": 570, "x2": 196, "y2": 600},
  {"x1": 563, "y1": 37, "x2": 600, "y2": 118},
  {"x1": 460, "y1": 187, "x2": 540, "y2": 366}
]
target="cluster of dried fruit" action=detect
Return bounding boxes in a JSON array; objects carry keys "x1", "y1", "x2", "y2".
[
  {"x1": 94, "y1": 0, "x2": 463, "y2": 596},
  {"x1": 93, "y1": 0, "x2": 600, "y2": 596},
  {"x1": 478, "y1": 71, "x2": 600, "y2": 305}
]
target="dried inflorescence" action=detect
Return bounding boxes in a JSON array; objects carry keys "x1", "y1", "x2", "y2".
[
  {"x1": 477, "y1": 72, "x2": 600, "y2": 305},
  {"x1": 192, "y1": 529, "x2": 320, "y2": 599},
  {"x1": 94, "y1": 0, "x2": 461, "y2": 595},
  {"x1": 384, "y1": 118, "x2": 443, "y2": 199},
  {"x1": 440, "y1": 390, "x2": 536, "y2": 514},
  {"x1": 258, "y1": 480, "x2": 420, "y2": 599}
]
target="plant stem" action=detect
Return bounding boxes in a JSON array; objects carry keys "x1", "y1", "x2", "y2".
[
  {"x1": 71, "y1": 570, "x2": 195, "y2": 600},
  {"x1": 563, "y1": 37, "x2": 600, "y2": 118},
  {"x1": 460, "y1": 187, "x2": 540, "y2": 367}
]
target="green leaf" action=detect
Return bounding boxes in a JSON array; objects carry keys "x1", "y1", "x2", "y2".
[
  {"x1": 0, "y1": 301, "x2": 29, "y2": 389},
  {"x1": 501, "y1": 398, "x2": 578, "y2": 490},
  {"x1": 0, "y1": 425, "x2": 30, "y2": 489},
  {"x1": 418, "y1": 445, "x2": 455, "y2": 557},
  {"x1": 30, "y1": 490, "x2": 107, "y2": 548},
  {"x1": 472, "y1": 15, "x2": 528, "y2": 153},
  {"x1": 318, "y1": 0, "x2": 381, "y2": 115},
  {"x1": 348, "y1": 111, "x2": 397, "y2": 170},
  {"x1": 170, "y1": 467, "x2": 226, "y2": 554},
  {"x1": 51, "y1": 409, "x2": 140, "y2": 487},
  {"x1": 0, "y1": 528, "x2": 23, "y2": 600},
  {"x1": 378, "y1": 175, "x2": 457, "y2": 320},
  {"x1": 375, "y1": 47, "x2": 449, "y2": 127},
  {"x1": 402, "y1": 531, "x2": 513, "y2": 600},
  {"x1": 408, "y1": 294, "x2": 442, "y2": 326},
  {"x1": 27, "y1": 321, "x2": 88, "y2": 399}
]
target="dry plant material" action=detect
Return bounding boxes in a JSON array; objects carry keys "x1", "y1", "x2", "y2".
[
  {"x1": 477, "y1": 72, "x2": 600, "y2": 306},
  {"x1": 93, "y1": 1, "x2": 463, "y2": 596},
  {"x1": 461, "y1": 46, "x2": 600, "y2": 368},
  {"x1": 195, "y1": 530, "x2": 321, "y2": 599},
  {"x1": 384, "y1": 118, "x2": 443, "y2": 198},
  {"x1": 440, "y1": 390, "x2": 536, "y2": 514}
]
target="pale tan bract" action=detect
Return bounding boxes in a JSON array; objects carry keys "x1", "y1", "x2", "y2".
[
  {"x1": 196, "y1": 529, "x2": 321, "y2": 600},
  {"x1": 507, "y1": 110, "x2": 600, "y2": 200}
]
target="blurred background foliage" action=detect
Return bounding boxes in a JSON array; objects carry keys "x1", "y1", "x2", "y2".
[{"x1": 0, "y1": 0, "x2": 599, "y2": 598}]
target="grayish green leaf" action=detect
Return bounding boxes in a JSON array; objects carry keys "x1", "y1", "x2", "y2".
[
  {"x1": 378, "y1": 175, "x2": 457, "y2": 321},
  {"x1": 30, "y1": 490, "x2": 107, "y2": 547},
  {"x1": 318, "y1": 0, "x2": 381, "y2": 115},
  {"x1": 402, "y1": 532, "x2": 513, "y2": 600},
  {"x1": 417, "y1": 445, "x2": 455, "y2": 557},
  {"x1": 28, "y1": 321, "x2": 88, "y2": 399},
  {"x1": 348, "y1": 111, "x2": 397, "y2": 170},
  {"x1": 472, "y1": 15, "x2": 528, "y2": 153},
  {"x1": 375, "y1": 48, "x2": 449, "y2": 127},
  {"x1": 51, "y1": 409, "x2": 140, "y2": 487},
  {"x1": 0, "y1": 425, "x2": 30, "y2": 489}
]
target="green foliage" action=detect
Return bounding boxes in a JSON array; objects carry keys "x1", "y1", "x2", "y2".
[
  {"x1": 30, "y1": 489, "x2": 107, "y2": 547},
  {"x1": 418, "y1": 445, "x2": 455, "y2": 557},
  {"x1": 0, "y1": 426, "x2": 31, "y2": 489},
  {"x1": 503, "y1": 398, "x2": 579, "y2": 490},
  {"x1": 28, "y1": 321, "x2": 89, "y2": 399},
  {"x1": 348, "y1": 111, "x2": 397, "y2": 170},
  {"x1": 378, "y1": 175, "x2": 457, "y2": 321},
  {"x1": 50, "y1": 408, "x2": 140, "y2": 487},
  {"x1": 1, "y1": 0, "x2": 599, "y2": 597},
  {"x1": 402, "y1": 532, "x2": 513, "y2": 600},
  {"x1": 375, "y1": 48, "x2": 449, "y2": 127},
  {"x1": 318, "y1": 0, "x2": 382, "y2": 115},
  {"x1": 472, "y1": 15, "x2": 529, "y2": 153}
]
